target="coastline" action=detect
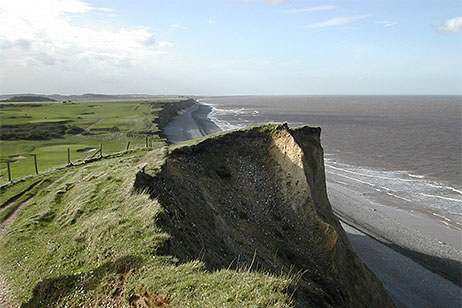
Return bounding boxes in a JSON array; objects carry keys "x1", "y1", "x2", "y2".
[
  {"x1": 163, "y1": 104, "x2": 221, "y2": 144},
  {"x1": 163, "y1": 100, "x2": 462, "y2": 307}
]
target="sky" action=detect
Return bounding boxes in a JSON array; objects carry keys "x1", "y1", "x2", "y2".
[{"x1": 0, "y1": 0, "x2": 461, "y2": 95}]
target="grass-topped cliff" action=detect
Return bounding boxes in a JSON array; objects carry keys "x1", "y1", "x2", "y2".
[
  {"x1": 0, "y1": 102, "x2": 395, "y2": 307},
  {"x1": 0, "y1": 147, "x2": 292, "y2": 307}
]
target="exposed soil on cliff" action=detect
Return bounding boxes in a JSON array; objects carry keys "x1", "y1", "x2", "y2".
[{"x1": 135, "y1": 124, "x2": 395, "y2": 308}]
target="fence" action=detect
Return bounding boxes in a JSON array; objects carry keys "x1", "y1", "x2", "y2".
[{"x1": 1, "y1": 136, "x2": 156, "y2": 183}]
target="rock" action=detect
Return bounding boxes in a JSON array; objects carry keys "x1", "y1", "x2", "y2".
[{"x1": 135, "y1": 124, "x2": 396, "y2": 308}]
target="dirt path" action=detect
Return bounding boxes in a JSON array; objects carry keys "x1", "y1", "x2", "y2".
[
  {"x1": 0, "y1": 274, "x2": 18, "y2": 308},
  {"x1": 0, "y1": 197, "x2": 35, "y2": 308},
  {"x1": 77, "y1": 119, "x2": 102, "y2": 136}
]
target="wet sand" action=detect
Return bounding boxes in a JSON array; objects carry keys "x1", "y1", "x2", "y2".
[
  {"x1": 163, "y1": 104, "x2": 221, "y2": 144},
  {"x1": 163, "y1": 101, "x2": 462, "y2": 307},
  {"x1": 342, "y1": 222, "x2": 461, "y2": 308}
]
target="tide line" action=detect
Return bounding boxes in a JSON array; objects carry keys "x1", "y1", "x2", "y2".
[
  {"x1": 432, "y1": 212, "x2": 452, "y2": 222},
  {"x1": 329, "y1": 171, "x2": 414, "y2": 203},
  {"x1": 427, "y1": 183, "x2": 462, "y2": 195},
  {"x1": 386, "y1": 192, "x2": 413, "y2": 203},
  {"x1": 328, "y1": 171, "x2": 377, "y2": 187},
  {"x1": 418, "y1": 193, "x2": 462, "y2": 203},
  {"x1": 328, "y1": 165, "x2": 419, "y2": 182}
]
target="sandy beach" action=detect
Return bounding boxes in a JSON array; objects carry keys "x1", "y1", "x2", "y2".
[
  {"x1": 163, "y1": 104, "x2": 221, "y2": 143},
  {"x1": 163, "y1": 101, "x2": 462, "y2": 308}
]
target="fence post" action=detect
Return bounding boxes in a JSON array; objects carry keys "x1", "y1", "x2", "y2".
[
  {"x1": 99, "y1": 144, "x2": 103, "y2": 157},
  {"x1": 145, "y1": 136, "x2": 148, "y2": 148},
  {"x1": 126, "y1": 141, "x2": 131, "y2": 151},
  {"x1": 67, "y1": 148, "x2": 71, "y2": 165},
  {"x1": 33, "y1": 154, "x2": 38, "y2": 174},
  {"x1": 7, "y1": 161, "x2": 12, "y2": 182}
]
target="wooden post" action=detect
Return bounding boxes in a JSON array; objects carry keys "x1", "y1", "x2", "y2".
[
  {"x1": 99, "y1": 144, "x2": 103, "y2": 157},
  {"x1": 126, "y1": 141, "x2": 131, "y2": 151},
  {"x1": 145, "y1": 136, "x2": 148, "y2": 148},
  {"x1": 67, "y1": 148, "x2": 71, "y2": 165},
  {"x1": 33, "y1": 154, "x2": 38, "y2": 174},
  {"x1": 7, "y1": 161, "x2": 12, "y2": 182}
]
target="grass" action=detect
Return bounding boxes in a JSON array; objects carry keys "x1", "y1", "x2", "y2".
[
  {"x1": 0, "y1": 148, "x2": 293, "y2": 307},
  {"x1": 0, "y1": 99, "x2": 294, "y2": 307},
  {"x1": 0, "y1": 98, "x2": 185, "y2": 184},
  {"x1": 0, "y1": 176, "x2": 41, "y2": 206}
]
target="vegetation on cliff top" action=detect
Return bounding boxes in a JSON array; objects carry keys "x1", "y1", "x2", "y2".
[
  {"x1": 136, "y1": 123, "x2": 394, "y2": 308},
  {"x1": 0, "y1": 148, "x2": 292, "y2": 307},
  {"x1": 0, "y1": 103, "x2": 394, "y2": 307},
  {"x1": 0, "y1": 98, "x2": 188, "y2": 183},
  {"x1": 0, "y1": 108, "x2": 294, "y2": 307}
]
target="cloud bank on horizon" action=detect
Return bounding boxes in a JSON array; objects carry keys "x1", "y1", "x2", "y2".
[{"x1": 0, "y1": 0, "x2": 460, "y2": 95}]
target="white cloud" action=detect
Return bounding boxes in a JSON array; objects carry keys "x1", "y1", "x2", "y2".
[
  {"x1": 264, "y1": 0, "x2": 287, "y2": 4},
  {"x1": 0, "y1": 0, "x2": 173, "y2": 93},
  {"x1": 245, "y1": 0, "x2": 288, "y2": 5},
  {"x1": 282, "y1": 5, "x2": 338, "y2": 14},
  {"x1": 97, "y1": 7, "x2": 114, "y2": 13},
  {"x1": 0, "y1": 0, "x2": 184, "y2": 94},
  {"x1": 375, "y1": 21, "x2": 398, "y2": 27},
  {"x1": 435, "y1": 16, "x2": 462, "y2": 33},
  {"x1": 305, "y1": 15, "x2": 371, "y2": 29},
  {"x1": 208, "y1": 19, "x2": 216, "y2": 25},
  {"x1": 158, "y1": 41, "x2": 174, "y2": 48}
]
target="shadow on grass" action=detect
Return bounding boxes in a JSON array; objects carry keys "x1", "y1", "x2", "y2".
[{"x1": 21, "y1": 255, "x2": 143, "y2": 308}]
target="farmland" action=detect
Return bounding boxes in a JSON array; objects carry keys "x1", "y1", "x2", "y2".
[{"x1": 0, "y1": 98, "x2": 187, "y2": 183}]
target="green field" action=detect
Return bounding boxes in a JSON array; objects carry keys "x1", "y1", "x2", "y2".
[
  {"x1": 0, "y1": 148, "x2": 292, "y2": 307},
  {"x1": 0, "y1": 106, "x2": 294, "y2": 307},
  {"x1": 0, "y1": 98, "x2": 184, "y2": 184}
]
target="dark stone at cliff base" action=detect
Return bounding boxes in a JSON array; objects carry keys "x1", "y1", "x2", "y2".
[{"x1": 135, "y1": 123, "x2": 396, "y2": 308}]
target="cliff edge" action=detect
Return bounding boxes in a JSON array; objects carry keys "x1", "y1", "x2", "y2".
[{"x1": 135, "y1": 123, "x2": 395, "y2": 308}]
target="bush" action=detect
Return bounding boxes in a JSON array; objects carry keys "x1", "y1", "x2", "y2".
[{"x1": 0, "y1": 123, "x2": 84, "y2": 140}]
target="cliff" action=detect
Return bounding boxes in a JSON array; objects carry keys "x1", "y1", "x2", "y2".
[
  {"x1": 135, "y1": 123, "x2": 395, "y2": 308},
  {"x1": 154, "y1": 98, "x2": 196, "y2": 140}
]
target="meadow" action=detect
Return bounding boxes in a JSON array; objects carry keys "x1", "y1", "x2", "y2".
[
  {"x1": 0, "y1": 100, "x2": 293, "y2": 308},
  {"x1": 0, "y1": 98, "x2": 184, "y2": 184}
]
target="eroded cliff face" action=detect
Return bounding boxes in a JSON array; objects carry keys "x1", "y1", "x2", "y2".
[{"x1": 135, "y1": 124, "x2": 395, "y2": 308}]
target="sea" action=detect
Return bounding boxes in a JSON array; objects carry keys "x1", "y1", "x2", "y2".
[{"x1": 197, "y1": 95, "x2": 462, "y2": 234}]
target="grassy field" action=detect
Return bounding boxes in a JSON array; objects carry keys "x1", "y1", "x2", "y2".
[
  {"x1": 0, "y1": 98, "x2": 183, "y2": 184},
  {"x1": 0, "y1": 138, "x2": 293, "y2": 308}
]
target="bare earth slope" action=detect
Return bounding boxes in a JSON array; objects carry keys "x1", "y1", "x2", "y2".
[{"x1": 135, "y1": 124, "x2": 395, "y2": 308}]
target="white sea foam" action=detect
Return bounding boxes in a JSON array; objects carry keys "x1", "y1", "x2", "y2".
[
  {"x1": 418, "y1": 193, "x2": 462, "y2": 203},
  {"x1": 432, "y1": 213, "x2": 452, "y2": 222},
  {"x1": 324, "y1": 157, "x2": 462, "y2": 227},
  {"x1": 206, "y1": 106, "x2": 246, "y2": 131},
  {"x1": 200, "y1": 98, "x2": 462, "y2": 228},
  {"x1": 409, "y1": 174, "x2": 425, "y2": 179},
  {"x1": 329, "y1": 165, "x2": 420, "y2": 182},
  {"x1": 385, "y1": 192, "x2": 413, "y2": 203},
  {"x1": 427, "y1": 183, "x2": 462, "y2": 195},
  {"x1": 202, "y1": 102, "x2": 259, "y2": 131}
]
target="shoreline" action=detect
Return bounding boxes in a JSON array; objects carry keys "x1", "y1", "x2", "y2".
[
  {"x1": 329, "y1": 182, "x2": 461, "y2": 285},
  {"x1": 163, "y1": 103, "x2": 221, "y2": 144},
  {"x1": 163, "y1": 100, "x2": 462, "y2": 306}
]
